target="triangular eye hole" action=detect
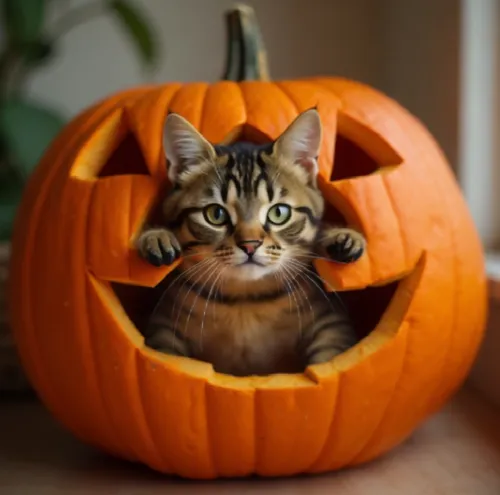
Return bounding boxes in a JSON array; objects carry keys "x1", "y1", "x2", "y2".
[
  {"x1": 71, "y1": 109, "x2": 150, "y2": 179},
  {"x1": 331, "y1": 135, "x2": 380, "y2": 181},
  {"x1": 98, "y1": 132, "x2": 150, "y2": 177},
  {"x1": 330, "y1": 112, "x2": 403, "y2": 182}
]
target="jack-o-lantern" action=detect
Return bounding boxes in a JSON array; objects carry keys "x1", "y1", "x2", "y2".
[{"x1": 9, "y1": 5, "x2": 486, "y2": 479}]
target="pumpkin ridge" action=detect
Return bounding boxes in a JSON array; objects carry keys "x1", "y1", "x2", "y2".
[
  {"x1": 126, "y1": 84, "x2": 183, "y2": 178},
  {"x1": 428, "y1": 135, "x2": 486, "y2": 409},
  {"x1": 239, "y1": 81, "x2": 297, "y2": 139},
  {"x1": 197, "y1": 83, "x2": 213, "y2": 134},
  {"x1": 55, "y1": 97, "x2": 146, "y2": 447},
  {"x1": 270, "y1": 80, "x2": 301, "y2": 116},
  {"x1": 382, "y1": 173, "x2": 407, "y2": 267},
  {"x1": 84, "y1": 258, "x2": 138, "y2": 459},
  {"x1": 11, "y1": 111, "x2": 95, "y2": 408},
  {"x1": 348, "y1": 321, "x2": 410, "y2": 464},
  {"x1": 200, "y1": 82, "x2": 247, "y2": 142},
  {"x1": 86, "y1": 274, "x2": 167, "y2": 470},
  {"x1": 306, "y1": 255, "x2": 425, "y2": 470},
  {"x1": 306, "y1": 78, "x2": 346, "y2": 110},
  {"x1": 412, "y1": 127, "x2": 460, "y2": 414},
  {"x1": 205, "y1": 381, "x2": 257, "y2": 476},
  {"x1": 203, "y1": 380, "x2": 220, "y2": 477},
  {"x1": 133, "y1": 348, "x2": 172, "y2": 472},
  {"x1": 168, "y1": 83, "x2": 210, "y2": 129},
  {"x1": 69, "y1": 177, "x2": 128, "y2": 453},
  {"x1": 306, "y1": 373, "x2": 344, "y2": 471},
  {"x1": 50, "y1": 178, "x2": 122, "y2": 450},
  {"x1": 340, "y1": 253, "x2": 428, "y2": 464},
  {"x1": 19, "y1": 95, "x2": 137, "y2": 440},
  {"x1": 316, "y1": 253, "x2": 425, "y2": 448}
]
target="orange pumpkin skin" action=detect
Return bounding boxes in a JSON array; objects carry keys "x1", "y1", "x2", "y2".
[{"x1": 9, "y1": 76, "x2": 486, "y2": 479}]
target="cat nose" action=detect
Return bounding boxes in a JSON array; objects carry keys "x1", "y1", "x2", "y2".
[{"x1": 237, "y1": 240, "x2": 262, "y2": 256}]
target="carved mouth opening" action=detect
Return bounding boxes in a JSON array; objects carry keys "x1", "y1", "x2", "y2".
[{"x1": 110, "y1": 277, "x2": 400, "y2": 344}]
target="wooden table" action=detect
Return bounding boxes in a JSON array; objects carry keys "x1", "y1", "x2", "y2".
[{"x1": 1, "y1": 386, "x2": 499, "y2": 494}]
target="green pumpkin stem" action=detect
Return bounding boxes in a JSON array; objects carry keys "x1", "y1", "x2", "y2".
[{"x1": 222, "y1": 4, "x2": 270, "y2": 82}]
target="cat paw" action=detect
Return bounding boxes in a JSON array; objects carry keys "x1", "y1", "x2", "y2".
[
  {"x1": 323, "y1": 228, "x2": 365, "y2": 264},
  {"x1": 137, "y1": 228, "x2": 181, "y2": 267}
]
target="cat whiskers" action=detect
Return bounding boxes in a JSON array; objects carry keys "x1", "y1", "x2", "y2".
[
  {"x1": 171, "y1": 258, "x2": 217, "y2": 348},
  {"x1": 281, "y1": 260, "x2": 316, "y2": 329},
  {"x1": 149, "y1": 249, "x2": 217, "y2": 311},
  {"x1": 277, "y1": 263, "x2": 304, "y2": 339},
  {"x1": 199, "y1": 265, "x2": 228, "y2": 351},
  {"x1": 146, "y1": 253, "x2": 215, "y2": 338},
  {"x1": 148, "y1": 257, "x2": 213, "y2": 357},
  {"x1": 288, "y1": 247, "x2": 342, "y2": 290},
  {"x1": 212, "y1": 260, "x2": 227, "y2": 326},
  {"x1": 157, "y1": 249, "x2": 215, "y2": 292},
  {"x1": 182, "y1": 262, "x2": 223, "y2": 346},
  {"x1": 286, "y1": 257, "x2": 349, "y2": 316}
]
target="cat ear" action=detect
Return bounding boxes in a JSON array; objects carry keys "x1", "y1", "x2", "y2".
[
  {"x1": 163, "y1": 112, "x2": 216, "y2": 183},
  {"x1": 273, "y1": 108, "x2": 322, "y2": 183}
]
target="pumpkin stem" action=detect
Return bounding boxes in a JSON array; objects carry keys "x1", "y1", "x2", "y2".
[{"x1": 222, "y1": 4, "x2": 270, "y2": 82}]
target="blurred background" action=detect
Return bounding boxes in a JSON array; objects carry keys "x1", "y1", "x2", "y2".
[
  {"x1": 0, "y1": 0, "x2": 499, "y2": 394},
  {"x1": 16, "y1": 0, "x2": 462, "y2": 169},
  {"x1": 25, "y1": 0, "x2": 460, "y2": 157}
]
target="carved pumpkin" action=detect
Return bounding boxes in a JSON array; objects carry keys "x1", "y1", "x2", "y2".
[{"x1": 9, "y1": 5, "x2": 486, "y2": 479}]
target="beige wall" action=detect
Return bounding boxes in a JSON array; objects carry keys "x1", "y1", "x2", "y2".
[{"x1": 378, "y1": 0, "x2": 460, "y2": 169}]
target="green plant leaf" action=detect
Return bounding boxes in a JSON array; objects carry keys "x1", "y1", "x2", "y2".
[
  {"x1": 108, "y1": 0, "x2": 158, "y2": 66},
  {"x1": 0, "y1": 167, "x2": 24, "y2": 241},
  {"x1": 1, "y1": 0, "x2": 46, "y2": 44},
  {"x1": 0, "y1": 98, "x2": 65, "y2": 177}
]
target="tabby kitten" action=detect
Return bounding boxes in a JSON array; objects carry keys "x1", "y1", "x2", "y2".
[{"x1": 136, "y1": 109, "x2": 366, "y2": 376}]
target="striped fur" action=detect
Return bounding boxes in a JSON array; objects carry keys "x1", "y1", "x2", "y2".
[{"x1": 137, "y1": 110, "x2": 366, "y2": 376}]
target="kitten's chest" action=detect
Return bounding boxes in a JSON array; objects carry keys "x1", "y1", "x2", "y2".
[{"x1": 194, "y1": 300, "x2": 305, "y2": 375}]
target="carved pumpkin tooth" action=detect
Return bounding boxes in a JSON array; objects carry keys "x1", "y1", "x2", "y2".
[{"x1": 8, "y1": 5, "x2": 486, "y2": 481}]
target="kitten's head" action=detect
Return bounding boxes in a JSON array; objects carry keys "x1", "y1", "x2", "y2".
[{"x1": 162, "y1": 109, "x2": 325, "y2": 281}]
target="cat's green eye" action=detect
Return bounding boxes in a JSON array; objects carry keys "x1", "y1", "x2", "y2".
[
  {"x1": 203, "y1": 204, "x2": 230, "y2": 226},
  {"x1": 267, "y1": 204, "x2": 292, "y2": 225}
]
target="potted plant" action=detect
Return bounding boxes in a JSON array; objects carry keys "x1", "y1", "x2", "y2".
[{"x1": 0, "y1": 0, "x2": 158, "y2": 391}]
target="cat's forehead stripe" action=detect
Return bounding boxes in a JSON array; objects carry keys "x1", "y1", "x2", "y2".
[{"x1": 213, "y1": 146, "x2": 274, "y2": 202}]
